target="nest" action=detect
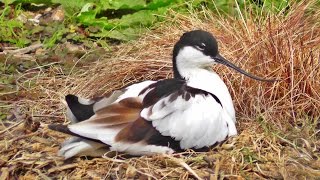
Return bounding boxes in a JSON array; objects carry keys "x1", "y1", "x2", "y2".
[{"x1": 1, "y1": 1, "x2": 319, "y2": 179}]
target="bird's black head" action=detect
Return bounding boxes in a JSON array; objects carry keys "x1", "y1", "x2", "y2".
[
  {"x1": 172, "y1": 30, "x2": 277, "y2": 82},
  {"x1": 173, "y1": 30, "x2": 219, "y2": 60}
]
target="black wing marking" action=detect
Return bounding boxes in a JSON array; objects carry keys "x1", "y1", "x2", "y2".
[
  {"x1": 141, "y1": 79, "x2": 222, "y2": 108},
  {"x1": 65, "y1": 95, "x2": 95, "y2": 121}
]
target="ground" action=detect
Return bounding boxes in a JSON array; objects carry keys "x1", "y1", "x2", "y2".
[{"x1": 0, "y1": 2, "x2": 320, "y2": 179}]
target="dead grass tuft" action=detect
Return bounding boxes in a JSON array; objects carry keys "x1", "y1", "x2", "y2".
[{"x1": 1, "y1": 1, "x2": 320, "y2": 179}]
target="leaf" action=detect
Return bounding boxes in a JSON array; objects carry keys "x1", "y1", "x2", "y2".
[
  {"x1": 43, "y1": 25, "x2": 67, "y2": 47},
  {"x1": 52, "y1": 0, "x2": 92, "y2": 15},
  {"x1": 78, "y1": 12, "x2": 115, "y2": 29},
  {"x1": 91, "y1": 27, "x2": 144, "y2": 41},
  {"x1": 101, "y1": 0, "x2": 146, "y2": 10},
  {"x1": 263, "y1": 0, "x2": 289, "y2": 12},
  {"x1": 110, "y1": 10, "x2": 156, "y2": 27},
  {"x1": 0, "y1": 0, "x2": 17, "y2": 5},
  {"x1": 79, "y1": 2, "x2": 96, "y2": 13},
  {"x1": 78, "y1": 9, "x2": 160, "y2": 30},
  {"x1": 11, "y1": 0, "x2": 52, "y2": 5},
  {"x1": 146, "y1": 0, "x2": 179, "y2": 10},
  {"x1": 73, "y1": 0, "x2": 176, "y2": 41}
]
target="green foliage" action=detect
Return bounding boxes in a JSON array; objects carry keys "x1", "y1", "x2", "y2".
[
  {"x1": 43, "y1": 23, "x2": 68, "y2": 47},
  {"x1": 210, "y1": 0, "x2": 290, "y2": 17},
  {"x1": 0, "y1": 5, "x2": 31, "y2": 47},
  {"x1": 0, "y1": 62, "x2": 16, "y2": 96},
  {"x1": 0, "y1": 0, "x2": 183, "y2": 43},
  {"x1": 71, "y1": 0, "x2": 180, "y2": 40},
  {"x1": 51, "y1": 0, "x2": 88, "y2": 15},
  {"x1": 0, "y1": 0, "x2": 296, "y2": 46},
  {"x1": 52, "y1": 0, "x2": 289, "y2": 40}
]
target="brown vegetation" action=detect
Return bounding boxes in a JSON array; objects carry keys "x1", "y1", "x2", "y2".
[{"x1": 1, "y1": 1, "x2": 319, "y2": 179}]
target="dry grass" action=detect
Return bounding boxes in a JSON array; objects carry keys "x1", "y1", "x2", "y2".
[{"x1": 1, "y1": 1, "x2": 320, "y2": 179}]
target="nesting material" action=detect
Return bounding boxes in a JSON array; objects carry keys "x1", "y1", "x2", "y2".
[{"x1": 1, "y1": 2, "x2": 319, "y2": 179}]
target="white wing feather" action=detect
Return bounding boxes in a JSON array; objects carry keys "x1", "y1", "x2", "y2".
[{"x1": 141, "y1": 93, "x2": 233, "y2": 149}]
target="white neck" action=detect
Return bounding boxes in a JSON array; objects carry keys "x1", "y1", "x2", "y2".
[
  {"x1": 178, "y1": 66, "x2": 213, "y2": 81},
  {"x1": 174, "y1": 46, "x2": 236, "y2": 122},
  {"x1": 180, "y1": 67, "x2": 236, "y2": 122},
  {"x1": 174, "y1": 46, "x2": 215, "y2": 80}
]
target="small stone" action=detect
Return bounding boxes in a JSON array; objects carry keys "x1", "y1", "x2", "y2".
[
  {"x1": 52, "y1": 7, "x2": 65, "y2": 21},
  {"x1": 221, "y1": 143, "x2": 234, "y2": 150},
  {"x1": 16, "y1": 14, "x2": 27, "y2": 23},
  {"x1": 28, "y1": 14, "x2": 42, "y2": 25},
  {"x1": 35, "y1": 48, "x2": 46, "y2": 55},
  {"x1": 125, "y1": 165, "x2": 137, "y2": 178},
  {"x1": 65, "y1": 42, "x2": 85, "y2": 54},
  {"x1": 45, "y1": 7, "x2": 52, "y2": 12}
]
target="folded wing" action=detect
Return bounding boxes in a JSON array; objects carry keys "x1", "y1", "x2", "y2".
[{"x1": 139, "y1": 79, "x2": 233, "y2": 149}]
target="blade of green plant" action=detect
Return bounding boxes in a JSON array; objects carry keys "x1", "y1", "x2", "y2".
[
  {"x1": 14, "y1": 0, "x2": 52, "y2": 4},
  {"x1": 91, "y1": 27, "x2": 144, "y2": 41},
  {"x1": 78, "y1": 11, "x2": 114, "y2": 29},
  {"x1": 263, "y1": 0, "x2": 289, "y2": 12},
  {"x1": 110, "y1": 10, "x2": 156, "y2": 27},
  {"x1": 0, "y1": 0, "x2": 16, "y2": 4},
  {"x1": 146, "y1": 0, "x2": 180, "y2": 10},
  {"x1": 43, "y1": 24, "x2": 67, "y2": 47},
  {"x1": 52, "y1": 0, "x2": 93, "y2": 15},
  {"x1": 100, "y1": 0, "x2": 146, "y2": 10},
  {"x1": 78, "y1": 8, "x2": 164, "y2": 30},
  {"x1": 0, "y1": 5, "x2": 31, "y2": 47}
]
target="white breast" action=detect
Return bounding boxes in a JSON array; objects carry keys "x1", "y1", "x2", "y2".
[
  {"x1": 141, "y1": 70, "x2": 237, "y2": 149},
  {"x1": 185, "y1": 68, "x2": 236, "y2": 122}
]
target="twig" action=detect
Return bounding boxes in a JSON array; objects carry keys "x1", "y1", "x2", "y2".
[
  {"x1": 163, "y1": 154, "x2": 203, "y2": 180},
  {"x1": 134, "y1": 168, "x2": 158, "y2": 180},
  {"x1": 214, "y1": 158, "x2": 222, "y2": 180},
  {"x1": 102, "y1": 154, "x2": 126, "y2": 163},
  {"x1": 48, "y1": 163, "x2": 78, "y2": 173},
  {"x1": 2, "y1": 47, "x2": 19, "y2": 50},
  {"x1": 0, "y1": 121, "x2": 23, "y2": 135},
  {"x1": 0, "y1": 167, "x2": 9, "y2": 180},
  {"x1": 3, "y1": 43, "x2": 43, "y2": 55},
  {"x1": 8, "y1": 131, "x2": 41, "y2": 143}
]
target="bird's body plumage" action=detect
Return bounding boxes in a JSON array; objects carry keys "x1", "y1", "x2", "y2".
[{"x1": 50, "y1": 30, "x2": 274, "y2": 159}]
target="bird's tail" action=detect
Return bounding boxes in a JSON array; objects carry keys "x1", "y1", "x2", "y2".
[
  {"x1": 49, "y1": 91, "x2": 125, "y2": 159},
  {"x1": 64, "y1": 90, "x2": 124, "y2": 123},
  {"x1": 64, "y1": 94, "x2": 97, "y2": 123}
]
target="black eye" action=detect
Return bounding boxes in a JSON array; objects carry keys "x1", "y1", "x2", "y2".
[{"x1": 195, "y1": 43, "x2": 206, "y2": 51}]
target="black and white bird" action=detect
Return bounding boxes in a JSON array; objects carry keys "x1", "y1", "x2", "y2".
[{"x1": 49, "y1": 30, "x2": 275, "y2": 159}]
